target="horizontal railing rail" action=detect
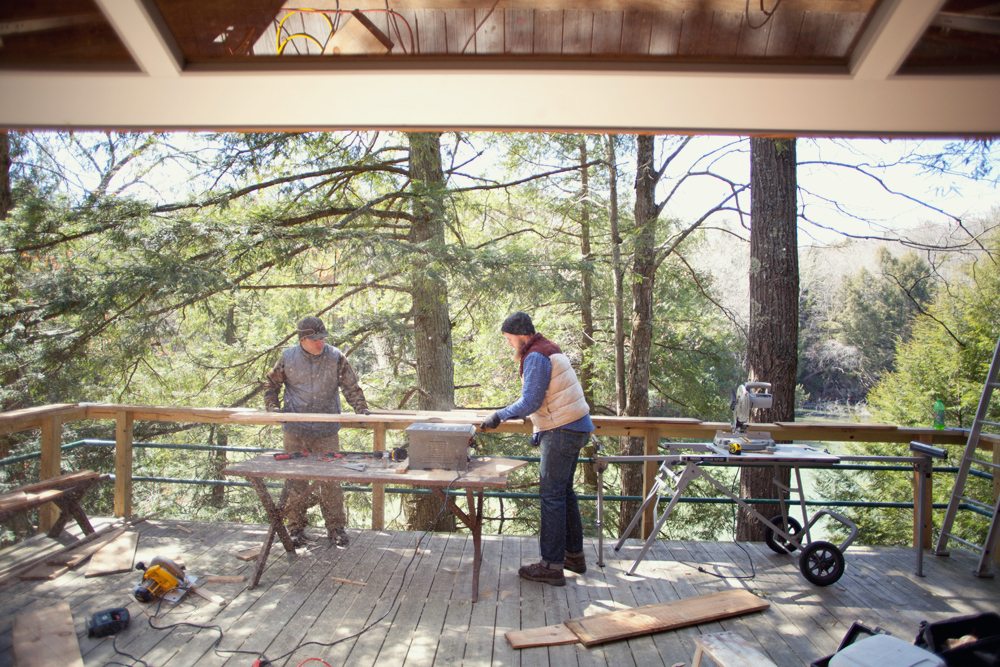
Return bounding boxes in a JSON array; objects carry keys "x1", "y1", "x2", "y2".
[{"x1": 0, "y1": 402, "x2": 996, "y2": 554}]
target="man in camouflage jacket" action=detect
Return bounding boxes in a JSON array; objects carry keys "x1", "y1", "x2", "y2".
[{"x1": 263, "y1": 316, "x2": 370, "y2": 547}]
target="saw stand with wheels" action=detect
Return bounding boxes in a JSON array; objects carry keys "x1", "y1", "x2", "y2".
[{"x1": 595, "y1": 443, "x2": 860, "y2": 586}]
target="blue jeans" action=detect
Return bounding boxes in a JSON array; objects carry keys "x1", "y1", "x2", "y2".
[{"x1": 538, "y1": 428, "x2": 589, "y2": 566}]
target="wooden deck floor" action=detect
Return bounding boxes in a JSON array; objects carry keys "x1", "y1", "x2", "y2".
[{"x1": 2, "y1": 518, "x2": 999, "y2": 667}]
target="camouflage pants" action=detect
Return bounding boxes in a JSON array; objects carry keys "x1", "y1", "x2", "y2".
[{"x1": 283, "y1": 431, "x2": 346, "y2": 532}]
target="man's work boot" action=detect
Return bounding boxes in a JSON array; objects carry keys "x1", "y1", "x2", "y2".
[
  {"x1": 518, "y1": 562, "x2": 566, "y2": 586},
  {"x1": 288, "y1": 528, "x2": 309, "y2": 548},
  {"x1": 329, "y1": 527, "x2": 350, "y2": 547},
  {"x1": 564, "y1": 552, "x2": 587, "y2": 574}
]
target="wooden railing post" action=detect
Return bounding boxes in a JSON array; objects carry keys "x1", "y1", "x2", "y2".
[
  {"x1": 372, "y1": 423, "x2": 386, "y2": 530},
  {"x1": 115, "y1": 410, "x2": 134, "y2": 518},
  {"x1": 37, "y1": 415, "x2": 63, "y2": 532},
  {"x1": 641, "y1": 428, "x2": 659, "y2": 539},
  {"x1": 914, "y1": 434, "x2": 934, "y2": 549}
]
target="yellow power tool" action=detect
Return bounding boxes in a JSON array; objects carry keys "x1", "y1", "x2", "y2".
[{"x1": 133, "y1": 556, "x2": 186, "y2": 602}]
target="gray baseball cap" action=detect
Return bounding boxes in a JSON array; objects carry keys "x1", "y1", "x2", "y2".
[{"x1": 296, "y1": 316, "x2": 328, "y2": 340}]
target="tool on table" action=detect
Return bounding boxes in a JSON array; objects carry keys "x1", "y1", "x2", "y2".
[
  {"x1": 87, "y1": 607, "x2": 130, "y2": 637},
  {"x1": 274, "y1": 451, "x2": 308, "y2": 460},
  {"x1": 321, "y1": 447, "x2": 408, "y2": 462},
  {"x1": 712, "y1": 382, "x2": 776, "y2": 455},
  {"x1": 341, "y1": 463, "x2": 366, "y2": 471},
  {"x1": 133, "y1": 556, "x2": 193, "y2": 603}
]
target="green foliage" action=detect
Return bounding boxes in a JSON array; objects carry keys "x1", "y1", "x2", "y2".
[{"x1": 816, "y1": 230, "x2": 1000, "y2": 547}]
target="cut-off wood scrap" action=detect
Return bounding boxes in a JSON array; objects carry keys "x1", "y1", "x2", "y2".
[
  {"x1": 85, "y1": 530, "x2": 138, "y2": 577},
  {"x1": 236, "y1": 547, "x2": 260, "y2": 561},
  {"x1": 13, "y1": 601, "x2": 84, "y2": 667},
  {"x1": 692, "y1": 631, "x2": 779, "y2": 667},
  {"x1": 191, "y1": 585, "x2": 227, "y2": 605},
  {"x1": 507, "y1": 589, "x2": 769, "y2": 649},
  {"x1": 203, "y1": 575, "x2": 246, "y2": 584},
  {"x1": 331, "y1": 576, "x2": 367, "y2": 586}
]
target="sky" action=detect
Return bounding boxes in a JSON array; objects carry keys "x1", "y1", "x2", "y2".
[{"x1": 654, "y1": 136, "x2": 1000, "y2": 247}]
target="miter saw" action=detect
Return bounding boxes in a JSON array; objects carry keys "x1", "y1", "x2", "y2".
[{"x1": 712, "y1": 382, "x2": 776, "y2": 455}]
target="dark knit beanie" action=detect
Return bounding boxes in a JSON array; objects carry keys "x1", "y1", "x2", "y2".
[{"x1": 501, "y1": 312, "x2": 535, "y2": 336}]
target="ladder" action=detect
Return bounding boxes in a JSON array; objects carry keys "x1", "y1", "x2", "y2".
[{"x1": 934, "y1": 333, "x2": 1000, "y2": 577}]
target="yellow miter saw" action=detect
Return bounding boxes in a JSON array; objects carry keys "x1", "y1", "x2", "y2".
[
  {"x1": 713, "y1": 382, "x2": 776, "y2": 455},
  {"x1": 133, "y1": 556, "x2": 195, "y2": 603}
]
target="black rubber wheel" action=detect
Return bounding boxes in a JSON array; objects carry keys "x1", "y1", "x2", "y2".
[
  {"x1": 799, "y1": 540, "x2": 845, "y2": 586},
  {"x1": 763, "y1": 516, "x2": 803, "y2": 554}
]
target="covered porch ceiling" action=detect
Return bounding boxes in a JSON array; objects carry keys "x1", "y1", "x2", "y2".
[{"x1": 1, "y1": 0, "x2": 999, "y2": 136}]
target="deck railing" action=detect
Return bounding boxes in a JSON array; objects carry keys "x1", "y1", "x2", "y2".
[{"x1": 1, "y1": 403, "x2": 995, "y2": 556}]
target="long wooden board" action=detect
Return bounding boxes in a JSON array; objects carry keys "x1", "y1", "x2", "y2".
[
  {"x1": 47, "y1": 526, "x2": 126, "y2": 567},
  {"x1": 85, "y1": 530, "x2": 138, "y2": 577},
  {"x1": 13, "y1": 602, "x2": 84, "y2": 667},
  {"x1": 564, "y1": 589, "x2": 769, "y2": 647}
]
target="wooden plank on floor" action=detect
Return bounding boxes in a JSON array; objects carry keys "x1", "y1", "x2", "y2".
[
  {"x1": 565, "y1": 589, "x2": 769, "y2": 647},
  {"x1": 85, "y1": 530, "x2": 138, "y2": 577},
  {"x1": 506, "y1": 623, "x2": 580, "y2": 649},
  {"x1": 47, "y1": 526, "x2": 125, "y2": 567},
  {"x1": 20, "y1": 563, "x2": 70, "y2": 580},
  {"x1": 13, "y1": 602, "x2": 84, "y2": 667}
]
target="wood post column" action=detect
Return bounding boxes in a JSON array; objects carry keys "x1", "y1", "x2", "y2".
[
  {"x1": 37, "y1": 415, "x2": 63, "y2": 532},
  {"x1": 641, "y1": 428, "x2": 659, "y2": 539},
  {"x1": 913, "y1": 434, "x2": 934, "y2": 549},
  {"x1": 372, "y1": 423, "x2": 386, "y2": 530},
  {"x1": 114, "y1": 410, "x2": 134, "y2": 518}
]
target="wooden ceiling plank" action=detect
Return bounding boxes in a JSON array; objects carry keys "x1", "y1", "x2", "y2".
[
  {"x1": 736, "y1": 11, "x2": 770, "y2": 56},
  {"x1": 849, "y1": 0, "x2": 947, "y2": 80},
  {"x1": 473, "y1": 7, "x2": 504, "y2": 53},
  {"x1": 797, "y1": 11, "x2": 836, "y2": 57},
  {"x1": 764, "y1": 9, "x2": 804, "y2": 57},
  {"x1": 388, "y1": 8, "x2": 419, "y2": 54},
  {"x1": 445, "y1": 7, "x2": 477, "y2": 53},
  {"x1": 708, "y1": 10, "x2": 742, "y2": 56},
  {"x1": 592, "y1": 9, "x2": 624, "y2": 54},
  {"x1": 94, "y1": 0, "x2": 183, "y2": 76},
  {"x1": 533, "y1": 10, "x2": 565, "y2": 54},
  {"x1": 506, "y1": 8, "x2": 533, "y2": 53},
  {"x1": 677, "y1": 10, "x2": 713, "y2": 57},
  {"x1": 648, "y1": 10, "x2": 683, "y2": 54},
  {"x1": 562, "y1": 9, "x2": 594, "y2": 54},
  {"x1": 418, "y1": 9, "x2": 449, "y2": 53},
  {"x1": 621, "y1": 10, "x2": 655, "y2": 55},
  {"x1": 828, "y1": 11, "x2": 865, "y2": 58}
]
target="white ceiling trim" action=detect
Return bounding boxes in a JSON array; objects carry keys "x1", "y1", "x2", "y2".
[
  {"x1": 849, "y1": 0, "x2": 948, "y2": 80},
  {"x1": 2, "y1": 69, "x2": 999, "y2": 136},
  {"x1": 93, "y1": 0, "x2": 182, "y2": 77}
]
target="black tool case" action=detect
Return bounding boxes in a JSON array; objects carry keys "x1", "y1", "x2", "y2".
[{"x1": 915, "y1": 612, "x2": 1000, "y2": 667}]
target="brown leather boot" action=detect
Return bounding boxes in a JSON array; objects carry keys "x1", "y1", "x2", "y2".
[
  {"x1": 518, "y1": 562, "x2": 566, "y2": 586},
  {"x1": 564, "y1": 552, "x2": 587, "y2": 574}
]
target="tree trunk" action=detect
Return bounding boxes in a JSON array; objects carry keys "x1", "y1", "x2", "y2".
[
  {"x1": 738, "y1": 137, "x2": 799, "y2": 540},
  {"x1": 607, "y1": 134, "x2": 627, "y2": 415},
  {"x1": 405, "y1": 132, "x2": 456, "y2": 532},
  {"x1": 579, "y1": 138, "x2": 598, "y2": 489},
  {"x1": 619, "y1": 134, "x2": 658, "y2": 535},
  {"x1": 0, "y1": 131, "x2": 11, "y2": 220}
]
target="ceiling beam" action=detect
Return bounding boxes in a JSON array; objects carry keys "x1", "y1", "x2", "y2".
[
  {"x1": 93, "y1": 0, "x2": 184, "y2": 77},
  {"x1": 849, "y1": 0, "x2": 946, "y2": 80},
  {"x1": 2, "y1": 68, "x2": 998, "y2": 136}
]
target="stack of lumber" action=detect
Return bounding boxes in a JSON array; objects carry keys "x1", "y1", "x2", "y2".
[{"x1": 0, "y1": 520, "x2": 126, "y2": 586}]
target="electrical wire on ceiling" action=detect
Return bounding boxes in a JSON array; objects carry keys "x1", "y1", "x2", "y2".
[
  {"x1": 745, "y1": 0, "x2": 783, "y2": 30},
  {"x1": 275, "y1": 6, "x2": 415, "y2": 55}
]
